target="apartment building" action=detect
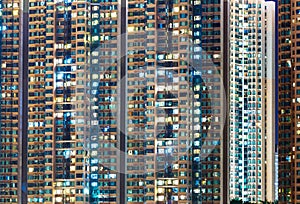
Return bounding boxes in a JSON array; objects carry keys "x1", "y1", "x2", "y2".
[
  {"x1": 0, "y1": 0, "x2": 229, "y2": 203},
  {"x1": 229, "y1": 0, "x2": 276, "y2": 202}
]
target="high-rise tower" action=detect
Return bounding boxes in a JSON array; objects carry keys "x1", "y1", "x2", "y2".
[
  {"x1": 0, "y1": 0, "x2": 229, "y2": 203},
  {"x1": 278, "y1": 0, "x2": 292, "y2": 201},
  {"x1": 0, "y1": 0, "x2": 27, "y2": 203},
  {"x1": 229, "y1": 0, "x2": 276, "y2": 202},
  {"x1": 0, "y1": 0, "x2": 92, "y2": 203},
  {"x1": 278, "y1": 0, "x2": 300, "y2": 203}
]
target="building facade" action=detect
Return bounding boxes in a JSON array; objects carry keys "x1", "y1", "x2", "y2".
[
  {"x1": 229, "y1": 0, "x2": 276, "y2": 202},
  {"x1": 0, "y1": 0, "x2": 229, "y2": 204},
  {"x1": 0, "y1": 0, "x2": 91, "y2": 203},
  {"x1": 278, "y1": 0, "x2": 293, "y2": 201},
  {"x1": 0, "y1": 0, "x2": 25, "y2": 202},
  {"x1": 278, "y1": 0, "x2": 300, "y2": 203}
]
